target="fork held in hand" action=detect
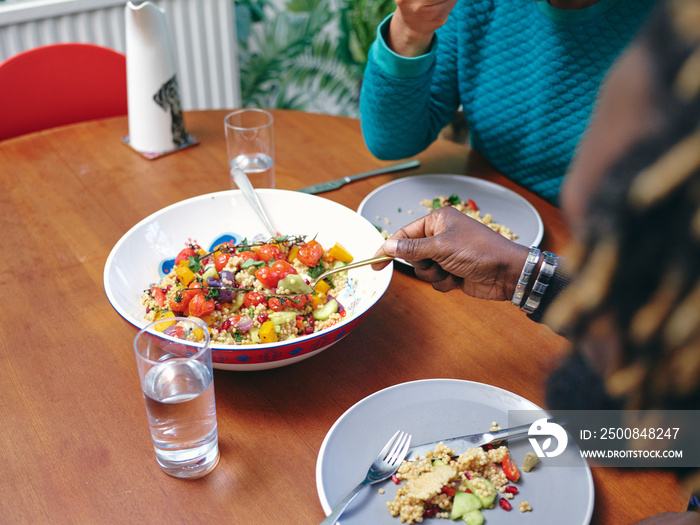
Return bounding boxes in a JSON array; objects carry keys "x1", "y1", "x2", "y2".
[
  {"x1": 279, "y1": 255, "x2": 394, "y2": 296},
  {"x1": 320, "y1": 430, "x2": 412, "y2": 525}
]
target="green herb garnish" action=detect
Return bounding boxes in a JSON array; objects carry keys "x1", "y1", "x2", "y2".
[
  {"x1": 307, "y1": 262, "x2": 326, "y2": 279},
  {"x1": 241, "y1": 259, "x2": 265, "y2": 269},
  {"x1": 187, "y1": 256, "x2": 202, "y2": 273}
]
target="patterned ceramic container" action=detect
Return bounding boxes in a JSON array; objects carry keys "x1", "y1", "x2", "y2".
[{"x1": 104, "y1": 189, "x2": 393, "y2": 370}]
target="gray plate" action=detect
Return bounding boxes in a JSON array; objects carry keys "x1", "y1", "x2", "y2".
[
  {"x1": 357, "y1": 174, "x2": 544, "y2": 251},
  {"x1": 316, "y1": 379, "x2": 594, "y2": 525}
]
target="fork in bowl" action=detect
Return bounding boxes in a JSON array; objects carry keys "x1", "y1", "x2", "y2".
[
  {"x1": 280, "y1": 255, "x2": 394, "y2": 295},
  {"x1": 320, "y1": 429, "x2": 411, "y2": 525}
]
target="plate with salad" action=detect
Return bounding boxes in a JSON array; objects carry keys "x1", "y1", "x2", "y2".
[
  {"x1": 357, "y1": 174, "x2": 544, "y2": 250},
  {"x1": 316, "y1": 379, "x2": 594, "y2": 525}
]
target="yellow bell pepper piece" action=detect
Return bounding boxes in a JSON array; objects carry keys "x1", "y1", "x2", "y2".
[
  {"x1": 259, "y1": 320, "x2": 278, "y2": 343},
  {"x1": 328, "y1": 242, "x2": 353, "y2": 263},
  {"x1": 288, "y1": 245, "x2": 300, "y2": 263},
  {"x1": 201, "y1": 314, "x2": 217, "y2": 326},
  {"x1": 314, "y1": 279, "x2": 331, "y2": 295},
  {"x1": 311, "y1": 292, "x2": 327, "y2": 310},
  {"x1": 153, "y1": 311, "x2": 176, "y2": 331},
  {"x1": 175, "y1": 263, "x2": 195, "y2": 286}
]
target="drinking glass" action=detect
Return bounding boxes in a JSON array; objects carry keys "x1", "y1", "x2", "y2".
[
  {"x1": 133, "y1": 317, "x2": 219, "y2": 479},
  {"x1": 224, "y1": 108, "x2": 275, "y2": 189}
]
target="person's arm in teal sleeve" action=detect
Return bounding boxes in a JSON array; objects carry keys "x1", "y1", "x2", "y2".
[{"x1": 360, "y1": 14, "x2": 461, "y2": 160}]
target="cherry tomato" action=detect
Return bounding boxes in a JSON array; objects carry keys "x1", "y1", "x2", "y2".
[
  {"x1": 175, "y1": 247, "x2": 196, "y2": 267},
  {"x1": 168, "y1": 293, "x2": 186, "y2": 312},
  {"x1": 163, "y1": 325, "x2": 186, "y2": 339},
  {"x1": 502, "y1": 454, "x2": 520, "y2": 482},
  {"x1": 255, "y1": 260, "x2": 297, "y2": 289},
  {"x1": 290, "y1": 294, "x2": 311, "y2": 309},
  {"x1": 214, "y1": 252, "x2": 230, "y2": 272},
  {"x1": 243, "y1": 291, "x2": 265, "y2": 308},
  {"x1": 215, "y1": 241, "x2": 235, "y2": 253},
  {"x1": 270, "y1": 259, "x2": 296, "y2": 278},
  {"x1": 150, "y1": 286, "x2": 166, "y2": 307},
  {"x1": 188, "y1": 292, "x2": 215, "y2": 318},
  {"x1": 255, "y1": 267, "x2": 278, "y2": 289},
  {"x1": 268, "y1": 294, "x2": 311, "y2": 312},
  {"x1": 267, "y1": 297, "x2": 284, "y2": 312},
  {"x1": 296, "y1": 240, "x2": 324, "y2": 267},
  {"x1": 257, "y1": 244, "x2": 282, "y2": 262},
  {"x1": 237, "y1": 250, "x2": 260, "y2": 261},
  {"x1": 169, "y1": 282, "x2": 201, "y2": 312},
  {"x1": 222, "y1": 315, "x2": 242, "y2": 332}
]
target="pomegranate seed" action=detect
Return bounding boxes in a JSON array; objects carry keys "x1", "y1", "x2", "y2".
[
  {"x1": 423, "y1": 506, "x2": 437, "y2": 517},
  {"x1": 222, "y1": 320, "x2": 231, "y2": 331},
  {"x1": 391, "y1": 474, "x2": 400, "y2": 485},
  {"x1": 464, "y1": 472, "x2": 473, "y2": 480},
  {"x1": 304, "y1": 326, "x2": 314, "y2": 335},
  {"x1": 504, "y1": 486, "x2": 518, "y2": 495},
  {"x1": 441, "y1": 486, "x2": 456, "y2": 497},
  {"x1": 483, "y1": 443, "x2": 494, "y2": 451},
  {"x1": 466, "y1": 488, "x2": 472, "y2": 493},
  {"x1": 146, "y1": 307, "x2": 151, "y2": 314},
  {"x1": 215, "y1": 303, "x2": 223, "y2": 310},
  {"x1": 257, "y1": 314, "x2": 269, "y2": 324},
  {"x1": 499, "y1": 498, "x2": 512, "y2": 511}
]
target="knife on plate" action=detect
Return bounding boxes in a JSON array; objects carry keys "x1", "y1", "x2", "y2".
[
  {"x1": 405, "y1": 423, "x2": 533, "y2": 460},
  {"x1": 296, "y1": 159, "x2": 420, "y2": 194}
]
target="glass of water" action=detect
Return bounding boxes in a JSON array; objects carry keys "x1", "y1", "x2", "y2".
[
  {"x1": 133, "y1": 317, "x2": 219, "y2": 479},
  {"x1": 224, "y1": 108, "x2": 275, "y2": 189}
]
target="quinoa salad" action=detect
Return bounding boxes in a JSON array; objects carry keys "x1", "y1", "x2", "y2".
[
  {"x1": 386, "y1": 424, "x2": 533, "y2": 524},
  {"x1": 141, "y1": 235, "x2": 353, "y2": 345},
  {"x1": 421, "y1": 194, "x2": 518, "y2": 241}
]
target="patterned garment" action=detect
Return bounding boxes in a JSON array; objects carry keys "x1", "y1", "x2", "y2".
[{"x1": 360, "y1": 0, "x2": 655, "y2": 204}]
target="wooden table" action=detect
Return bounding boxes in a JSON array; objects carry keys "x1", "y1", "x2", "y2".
[{"x1": 0, "y1": 110, "x2": 688, "y2": 524}]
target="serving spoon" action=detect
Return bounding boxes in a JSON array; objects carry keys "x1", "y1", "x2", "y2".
[{"x1": 230, "y1": 167, "x2": 278, "y2": 239}]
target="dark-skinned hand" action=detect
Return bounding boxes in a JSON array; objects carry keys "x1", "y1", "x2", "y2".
[{"x1": 372, "y1": 206, "x2": 529, "y2": 301}]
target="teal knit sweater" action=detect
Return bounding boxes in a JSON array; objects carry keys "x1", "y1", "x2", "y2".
[{"x1": 359, "y1": 0, "x2": 655, "y2": 203}]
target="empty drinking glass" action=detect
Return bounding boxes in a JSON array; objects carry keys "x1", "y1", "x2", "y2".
[{"x1": 224, "y1": 108, "x2": 275, "y2": 189}]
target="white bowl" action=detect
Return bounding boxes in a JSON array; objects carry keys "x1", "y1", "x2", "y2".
[{"x1": 104, "y1": 189, "x2": 393, "y2": 370}]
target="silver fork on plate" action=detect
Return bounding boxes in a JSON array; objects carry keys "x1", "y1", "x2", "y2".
[{"x1": 320, "y1": 430, "x2": 412, "y2": 525}]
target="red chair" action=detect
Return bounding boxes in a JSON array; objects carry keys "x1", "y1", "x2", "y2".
[{"x1": 0, "y1": 43, "x2": 127, "y2": 141}]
